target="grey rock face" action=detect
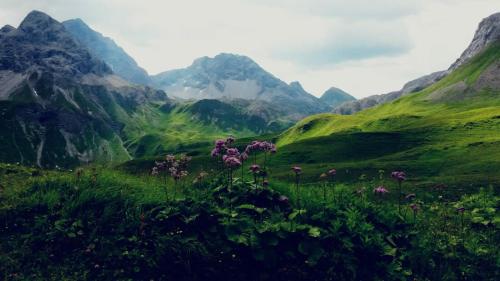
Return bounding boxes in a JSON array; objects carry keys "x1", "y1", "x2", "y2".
[
  {"x1": 63, "y1": 18, "x2": 151, "y2": 85},
  {"x1": 152, "y1": 53, "x2": 329, "y2": 121},
  {"x1": 0, "y1": 10, "x2": 111, "y2": 77},
  {"x1": 319, "y1": 87, "x2": 356, "y2": 109},
  {"x1": 449, "y1": 12, "x2": 500, "y2": 71}
]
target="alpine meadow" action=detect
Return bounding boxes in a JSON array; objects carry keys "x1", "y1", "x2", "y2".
[{"x1": 0, "y1": 2, "x2": 499, "y2": 281}]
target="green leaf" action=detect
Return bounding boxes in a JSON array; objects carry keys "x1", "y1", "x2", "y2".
[
  {"x1": 237, "y1": 204, "x2": 256, "y2": 210},
  {"x1": 288, "y1": 210, "x2": 300, "y2": 220},
  {"x1": 308, "y1": 227, "x2": 321, "y2": 237}
]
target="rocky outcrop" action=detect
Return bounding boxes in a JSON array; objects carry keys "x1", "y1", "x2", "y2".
[{"x1": 449, "y1": 12, "x2": 500, "y2": 71}]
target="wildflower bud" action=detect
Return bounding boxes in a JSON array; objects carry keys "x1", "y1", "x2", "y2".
[
  {"x1": 391, "y1": 171, "x2": 406, "y2": 182},
  {"x1": 291, "y1": 166, "x2": 302, "y2": 175}
]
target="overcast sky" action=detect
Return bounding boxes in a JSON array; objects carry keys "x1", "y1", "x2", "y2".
[{"x1": 0, "y1": 0, "x2": 498, "y2": 98}]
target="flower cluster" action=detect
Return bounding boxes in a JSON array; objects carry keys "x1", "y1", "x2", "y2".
[
  {"x1": 211, "y1": 139, "x2": 226, "y2": 158},
  {"x1": 244, "y1": 140, "x2": 276, "y2": 155},
  {"x1": 152, "y1": 154, "x2": 191, "y2": 181},
  {"x1": 223, "y1": 147, "x2": 242, "y2": 168},
  {"x1": 211, "y1": 137, "x2": 248, "y2": 168}
]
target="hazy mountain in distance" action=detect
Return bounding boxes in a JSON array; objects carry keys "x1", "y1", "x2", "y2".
[
  {"x1": 63, "y1": 18, "x2": 151, "y2": 85},
  {"x1": 319, "y1": 87, "x2": 356, "y2": 109},
  {"x1": 151, "y1": 53, "x2": 330, "y2": 122}
]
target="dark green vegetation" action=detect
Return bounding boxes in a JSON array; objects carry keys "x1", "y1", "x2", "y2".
[{"x1": 0, "y1": 158, "x2": 498, "y2": 280}]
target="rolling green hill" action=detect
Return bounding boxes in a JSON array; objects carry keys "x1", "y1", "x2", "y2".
[
  {"x1": 270, "y1": 42, "x2": 500, "y2": 186},
  {"x1": 121, "y1": 99, "x2": 282, "y2": 158}
]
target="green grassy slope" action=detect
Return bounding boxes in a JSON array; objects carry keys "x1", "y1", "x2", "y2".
[
  {"x1": 121, "y1": 100, "x2": 281, "y2": 158},
  {"x1": 272, "y1": 43, "x2": 500, "y2": 186}
]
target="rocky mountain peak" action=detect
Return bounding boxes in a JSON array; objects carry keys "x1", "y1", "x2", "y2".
[
  {"x1": 0, "y1": 10, "x2": 111, "y2": 76},
  {"x1": 18, "y1": 10, "x2": 66, "y2": 40},
  {"x1": 0, "y1": 25, "x2": 15, "y2": 33},
  {"x1": 320, "y1": 87, "x2": 356, "y2": 109},
  {"x1": 190, "y1": 53, "x2": 266, "y2": 80},
  {"x1": 450, "y1": 12, "x2": 500, "y2": 70},
  {"x1": 289, "y1": 81, "x2": 305, "y2": 91}
]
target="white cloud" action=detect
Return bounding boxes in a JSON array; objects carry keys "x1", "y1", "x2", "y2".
[{"x1": 0, "y1": 0, "x2": 498, "y2": 98}]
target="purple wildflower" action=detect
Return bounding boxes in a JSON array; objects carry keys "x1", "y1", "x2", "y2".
[
  {"x1": 249, "y1": 164, "x2": 260, "y2": 173},
  {"x1": 291, "y1": 166, "x2": 302, "y2": 174},
  {"x1": 211, "y1": 148, "x2": 221, "y2": 158},
  {"x1": 456, "y1": 207, "x2": 465, "y2": 213},
  {"x1": 215, "y1": 139, "x2": 226, "y2": 149},
  {"x1": 328, "y1": 169, "x2": 336, "y2": 176},
  {"x1": 226, "y1": 136, "x2": 235, "y2": 145},
  {"x1": 373, "y1": 186, "x2": 389, "y2": 194},
  {"x1": 240, "y1": 152, "x2": 248, "y2": 161},
  {"x1": 224, "y1": 156, "x2": 241, "y2": 168},
  {"x1": 391, "y1": 171, "x2": 406, "y2": 182},
  {"x1": 409, "y1": 203, "x2": 420, "y2": 212},
  {"x1": 251, "y1": 141, "x2": 261, "y2": 151},
  {"x1": 226, "y1": 148, "x2": 240, "y2": 157}
]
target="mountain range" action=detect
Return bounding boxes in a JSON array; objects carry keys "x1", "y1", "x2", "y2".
[
  {"x1": 61, "y1": 18, "x2": 345, "y2": 122},
  {"x1": 151, "y1": 53, "x2": 331, "y2": 122},
  {"x1": 0, "y1": 11, "x2": 168, "y2": 167},
  {"x1": 1, "y1": 9, "x2": 499, "y2": 170},
  {"x1": 0, "y1": 10, "x2": 352, "y2": 167}
]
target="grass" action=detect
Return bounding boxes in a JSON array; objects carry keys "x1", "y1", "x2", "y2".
[
  {"x1": 0, "y1": 162, "x2": 498, "y2": 280},
  {"x1": 270, "y1": 43, "x2": 500, "y2": 188},
  {"x1": 120, "y1": 101, "x2": 280, "y2": 158}
]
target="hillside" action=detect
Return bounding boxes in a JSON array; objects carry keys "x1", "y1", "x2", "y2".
[
  {"x1": 273, "y1": 42, "x2": 500, "y2": 185},
  {"x1": 121, "y1": 99, "x2": 283, "y2": 158}
]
